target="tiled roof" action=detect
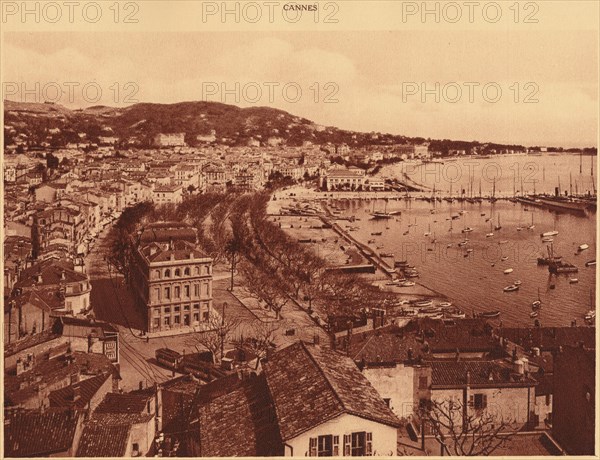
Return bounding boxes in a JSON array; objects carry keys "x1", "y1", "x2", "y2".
[
  {"x1": 5, "y1": 352, "x2": 119, "y2": 407},
  {"x1": 75, "y1": 423, "x2": 131, "y2": 457},
  {"x1": 496, "y1": 327, "x2": 595, "y2": 352},
  {"x1": 49, "y1": 372, "x2": 111, "y2": 409},
  {"x1": 430, "y1": 360, "x2": 538, "y2": 389},
  {"x1": 417, "y1": 318, "x2": 499, "y2": 353},
  {"x1": 4, "y1": 328, "x2": 62, "y2": 358},
  {"x1": 348, "y1": 319, "x2": 499, "y2": 364},
  {"x1": 15, "y1": 258, "x2": 88, "y2": 288},
  {"x1": 349, "y1": 327, "x2": 427, "y2": 363},
  {"x1": 327, "y1": 168, "x2": 364, "y2": 178},
  {"x1": 140, "y1": 239, "x2": 209, "y2": 263},
  {"x1": 4, "y1": 409, "x2": 82, "y2": 456},
  {"x1": 160, "y1": 373, "x2": 242, "y2": 435},
  {"x1": 60, "y1": 316, "x2": 118, "y2": 336},
  {"x1": 94, "y1": 388, "x2": 155, "y2": 414},
  {"x1": 8, "y1": 290, "x2": 53, "y2": 313},
  {"x1": 264, "y1": 342, "x2": 401, "y2": 441},
  {"x1": 198, "y1": 374, "x2": 282, "y2": 457}
]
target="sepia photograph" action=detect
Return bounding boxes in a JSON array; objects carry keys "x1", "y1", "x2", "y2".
[{"x1": 1, "y1": 1, "x2": 598, "y2": 457}]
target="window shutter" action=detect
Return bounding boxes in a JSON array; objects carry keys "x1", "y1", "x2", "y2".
[
  {"x1": 366, "y1": 432, "x2": 373, "y2": 456},
  {"x1": 309, "y1": 437, "x2": 317, "y2": 457},
  {"x1": 344, "y1": 435, "x2": 351, "y2": 456},
  {"x1": 468, "y1": 395, "x2": 474, "y2": 407},
  {"x1": 333, "y1": 436, "x2": 339, "y2": 456},
  {"x1": 482, "y1": 394, "x2": 488, "y2": 409}
]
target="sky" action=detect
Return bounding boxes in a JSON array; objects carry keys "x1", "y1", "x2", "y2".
[{"x1": 2, "y1": 28, "x2": 598, "y2": 148}]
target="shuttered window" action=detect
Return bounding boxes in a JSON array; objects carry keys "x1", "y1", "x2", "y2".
[
  {"x1": 470, "y1": 393, "x2": 488, "y2": 409},
  {"x1": 344, "y1": 435, "x2": 351, "y2": 456},
  {"x1": 309, "y1": 437, "x2": 317, "y2": 457},
  {"x1": 332, "y1": 436, "x2": 339, "y2": 456}
]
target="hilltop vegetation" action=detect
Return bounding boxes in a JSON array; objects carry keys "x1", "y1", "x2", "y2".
[{"x1": 5, "y1": 99, "x2": 583, "y2": 154}]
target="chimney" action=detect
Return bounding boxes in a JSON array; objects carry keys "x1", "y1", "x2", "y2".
[
  {"x1": 70, "y1": 372, "x2": 79, "y2": 385},
  {"x1": 513, "y1": 359, "x2": 524, "y2": 375},
  {"x1": 407, "y1": 347, "x2": 413, "y2": 362},
  {"x1": 36, "y1": 272, "x2": 43, "y2": 283},
  {"x1": 522, "y1": 357, "x2": 529, "y2": 375},
  {"x1": 60, "y1": 270, "x2": 66, "y2": 281},
  {"x1": 465, "y1": 371, "x2": 471, "y2": 386}
]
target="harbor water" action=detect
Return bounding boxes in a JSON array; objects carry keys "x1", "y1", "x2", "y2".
[{"x1": 334, "y1": 155, "x2": 597, "y2": 326}]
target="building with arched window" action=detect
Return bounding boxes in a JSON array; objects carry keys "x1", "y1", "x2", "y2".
[{"x1": 130, "y1": 222, "x2": 214, "y2": 334}]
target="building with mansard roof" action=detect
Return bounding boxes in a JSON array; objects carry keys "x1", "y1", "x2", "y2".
[{"x1": 129, "y1": 223, "x2": 214, "y2": 334}]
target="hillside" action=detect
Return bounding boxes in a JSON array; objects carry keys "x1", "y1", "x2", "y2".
[{"x1": 3, "y1": 99, "x2": 528, "y2": 153}]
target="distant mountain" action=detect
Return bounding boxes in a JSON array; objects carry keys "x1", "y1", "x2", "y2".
[{"x1": 4, "y1": 99, "x2": 528, "y2": 153}]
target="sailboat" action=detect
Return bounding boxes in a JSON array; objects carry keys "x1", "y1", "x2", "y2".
[
  {"x1": 494, "y1": 214, "x2": 502, "y2": 231},
  {"x1": 486, "y1": 221, "x2": 494, "y2": 238},
  {"x1": 490, "y1": 178, "x2": 498, "y2": 203},
  {"x1": 371, "y1": 200, "x2": 401, "y2": 219},
  {"x1": 424, "y1": 223, "x2": 431, "y2": 237},
  {"x1": 528, "y1": 212, "x2": 535, "y2": 230}
]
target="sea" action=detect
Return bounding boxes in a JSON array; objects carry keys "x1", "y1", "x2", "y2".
[{"x1": 331, "y1": 154, "x2": 597, "y2": 327}]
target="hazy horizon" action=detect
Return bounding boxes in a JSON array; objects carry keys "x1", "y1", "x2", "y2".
[{"x1": 3, "y1": 27, "x2": 598, "y2": 148}]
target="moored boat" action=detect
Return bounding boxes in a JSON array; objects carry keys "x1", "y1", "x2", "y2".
[
  {"x1": 540, "y1": 230, "x2": 559, "y2": 238},
  {"x1": 414, "y1": 300, "x2": 433, "y2": 307},
  {"x1": 549, "y1": 261, "x2": 578, "y2": 274},
  {"x1": 503, "y1": 268, "x2": 513, "y2": 274},
  {"x1": 479, "y1": 310, "x2": 501, "y2": 319},
  {"x1": 504, "y1": 284, "x2": 519, "y2": 292}
]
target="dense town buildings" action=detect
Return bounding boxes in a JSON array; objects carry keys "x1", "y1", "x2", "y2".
[{"x1": 2, "y1": 135, "x2": 594, "y2": 457}]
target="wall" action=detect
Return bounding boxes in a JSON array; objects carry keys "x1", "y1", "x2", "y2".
[
  {"x1": 286, "y1": 413, "x2": 397, "y2": 457},
  {"x1": 88, "y1": 375, "x2": 114, "y2": 413},
  {"x1": 431, "y1": 386, "x2": 534, "y2": 430},
  {"x1": 363, "y1": 365, "x2": 415, "y2": 419},
  {"x1": 127, "y1": 418, "x2": 156, "y2": 456},
  {"x1": 534, "y1": 394, "x2": 552, "y2": 428},
  {"x1": 552, "y1": 346, "x2": 595, "y2": 455}
]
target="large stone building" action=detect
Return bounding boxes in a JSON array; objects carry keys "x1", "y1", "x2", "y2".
[
  {"x1": 324, "y1": 167, "x2": 366, "y2": 191},
  {"x1": 153, "y1": 133, "x2": 186, "y2": 148},
  {"x1": 130, "y1": 222, "x2": 214, "y2": 334}
]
